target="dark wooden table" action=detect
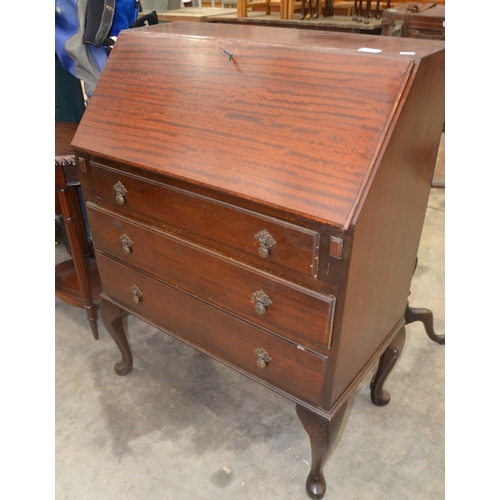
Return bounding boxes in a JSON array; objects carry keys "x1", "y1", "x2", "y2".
[
  {"x1": 209, "y1": 12, "x2": 383, "y2": 33},
  {"x1": 381, "y1": 2, "x2": 445, "y2": 40},
  {"x1": 55, "y1": 122, "x2": 101, "y2": 339}
]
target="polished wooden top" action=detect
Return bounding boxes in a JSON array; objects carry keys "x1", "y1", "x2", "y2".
[{"x1": 73, "y1": 22, "x2": 444, "y2": 229}]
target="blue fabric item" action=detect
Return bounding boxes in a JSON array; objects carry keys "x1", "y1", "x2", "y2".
[
  {"x1": 111, "y1": 0, "x2": 138, "y2": 36},
  {"x1": 55, "y1": 0, "x2": 80, "y2": 79},
  {"x1": 55, "y1": 0, "x2": 109, "y2": 96},
  {"x1": 56, "y1": 0, "x2": 137, "y2": 96}
]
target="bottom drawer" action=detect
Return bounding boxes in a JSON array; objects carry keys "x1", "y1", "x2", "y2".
[{"x1": 97, "y1": 254, "x2": 327, "y2": 406}]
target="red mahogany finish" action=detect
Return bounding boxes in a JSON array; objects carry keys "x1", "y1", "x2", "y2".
[
  {"x1": 73, "y1": 22, "x2": 445, "y2": 498},
  {"x1": 55, "y1": 122, "x2": 101, "y2": 339}
]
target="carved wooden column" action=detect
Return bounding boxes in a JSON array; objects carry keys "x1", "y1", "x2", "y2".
[{"x1": 55, "y1": 143, "x2": 101, "y2": 339}]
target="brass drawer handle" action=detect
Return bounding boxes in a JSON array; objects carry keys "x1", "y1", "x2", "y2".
[
  {"x1": 255, "y1": 347, "x2": 272, "y2": 369},
  {"x1": 113, "y1": 181, "x2": 127, "y2": 205},
  {"x1": 130, "y1": 285, "x2": 143, "y2": 304},
  {"x1": 120, "y1": 233, "x2": 133, "y2": 255},
  {"x1": 254, "y1": 229, "x2": 276, "y2": 259},
  {"x1": 252, "y1": 289, "x2": 272, "y2": 315}
]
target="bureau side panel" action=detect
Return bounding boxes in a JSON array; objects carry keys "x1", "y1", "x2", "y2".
[{"x1": 325, "y1": 51, "x2": 445, "y2": 408}]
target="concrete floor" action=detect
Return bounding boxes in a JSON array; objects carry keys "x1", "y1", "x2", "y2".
[{"x1": 55, "y1": 188, "x2": 445, "y2": 500}]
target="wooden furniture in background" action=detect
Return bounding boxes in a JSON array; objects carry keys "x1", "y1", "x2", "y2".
[
  {"x1": 156, "y1": 7, "x2": 237, "y2": 22},
  {"x1": 56, "y1": 122, "x2": 101, "y2": 339},
  {"x1": 73, "y1": 23, "x2": 445, "y2": 498},
  {"x1": 234, "y1": 0, "x2": 390, "y2": 20},
  {"x1": 237, "y1": 0, "x2": 271, "y2": 17},
  {"x1": 174, "y1": 0, "x2": 445, "y2": 16},
  {"x1": 210, "y1": 9, "x2": 383, "y2": 31},
  {"x1": 382, "y1": 2, "x2": 445, "y2": 39}
]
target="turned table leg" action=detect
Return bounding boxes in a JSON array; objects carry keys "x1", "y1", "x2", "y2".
[
  {"x1": 101, "y1": 299, "x2": 133, "y2": 376},
  {"x1": 370, "y1": 326, "x2": 406, "y2": 406},
  {"x1": 296, "y1": 400, "x2": 348, "y2": 499}
]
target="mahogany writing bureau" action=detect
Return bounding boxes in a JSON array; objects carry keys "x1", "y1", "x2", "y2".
[{"x1": 72, "y1": 22, "x2": 444, "y2": 499}]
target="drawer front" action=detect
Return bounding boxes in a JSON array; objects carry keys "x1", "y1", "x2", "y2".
[
  {"x1": 88, "y1": 206, "x2": 335, "y2": 350},
  {"x1": 97, "y1": 254, "x2": 326, "y2": 405},
  {"x1": 90, "y1": 162, "x2": 320, "y2": 277}
]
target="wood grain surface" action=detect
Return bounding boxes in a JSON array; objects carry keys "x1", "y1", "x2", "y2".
[
  {"x1": 73, "y1": 23, "x2": 420, "y2": 229},
  {"x1": 97, "y1": 253, "x2": 327, "y2": 405}
]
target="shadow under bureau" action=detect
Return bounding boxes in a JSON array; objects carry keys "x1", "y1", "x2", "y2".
[{"x1": 72, "y1": 22, "x2": 444, "y2": 499}]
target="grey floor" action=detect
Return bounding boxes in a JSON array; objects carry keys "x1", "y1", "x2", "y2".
[{"x1": 55, "y1": 188, "x2": 445, "y2": 500}]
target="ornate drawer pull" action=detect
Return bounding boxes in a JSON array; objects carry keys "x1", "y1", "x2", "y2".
[
  {"x1": 252, "y1": 289, "x2": 272, "y2": 315},
  {"x1": 130, "y1": 285, "x2": 143, "y2": 304},
  {"x1": 254, "y1": 347, "x2": 272, "y2": 369},
  {"x1": 120, "y1": 234, "x2": 133, "y2": 255},
  {"x1": 254, "y1": 229, "x2": 276, "y2": 259},
  {"x1": 113, "y1": 181, "x2": 127, "y2": 205}
]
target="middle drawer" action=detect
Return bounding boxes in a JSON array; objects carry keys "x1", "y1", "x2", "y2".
[{"x1": 87, "y1": 205, "x2": 335, "y2": 350}]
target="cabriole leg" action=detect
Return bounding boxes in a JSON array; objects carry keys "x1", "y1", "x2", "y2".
[
  {"x1": 405, "y1": 303, "x2": 445, "y2": 344},
  {"x1": 370, "y1": 326, "x2": 406, "y2": 406},
  {"x1": 101, "y1": 299, "x2": 133, "y2": 376},
  {"x1": 296, "y1": 400, "x2": 349, "y2": 499}
]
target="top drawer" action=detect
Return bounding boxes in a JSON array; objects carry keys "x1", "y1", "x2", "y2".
[{"x1": 90, "y1": 161, "x2": 320, "y2": 277}]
